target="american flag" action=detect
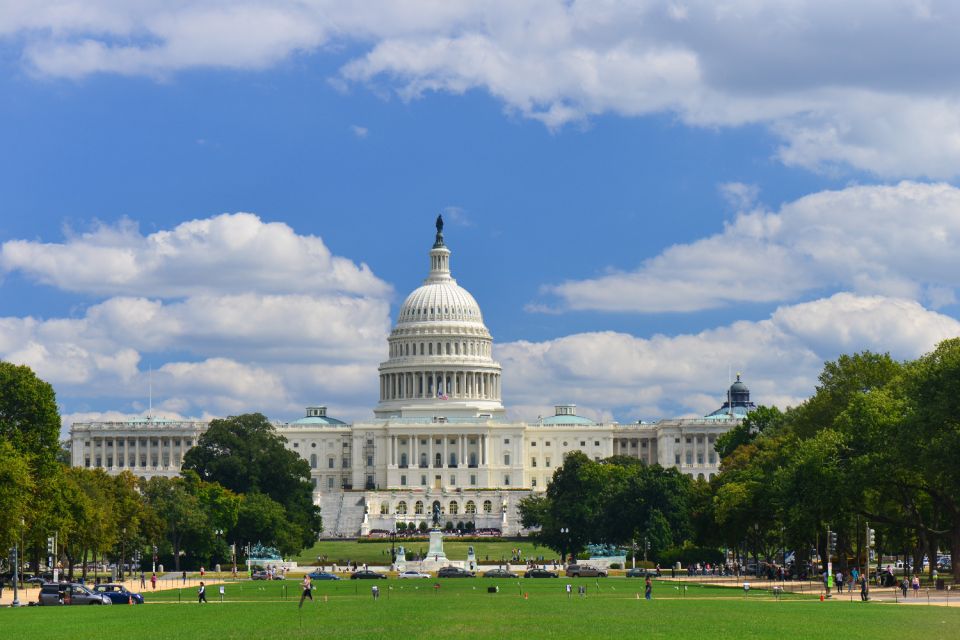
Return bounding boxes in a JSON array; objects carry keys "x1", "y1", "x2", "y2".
[{"x1": 438, "y1": 388, "x2": 448, "y2": 400}]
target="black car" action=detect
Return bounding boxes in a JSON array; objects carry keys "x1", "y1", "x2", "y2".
[
  {"x1": 350, "y1": 570, "x2": 386, "y2": 580},
  {"x1": 524, "y1": 568, "x2": 558, "y2": 578},
  {"x1": 307, "y1": 571, "x2": 341, "y2": 581},
  {"x1": 625, "y1": 568, "x2": 658, "y2": 578},
  {"x1": 482, "y1": 568, "x2": 518, "y2": 578},
  {"x1": 92, "y1": 583, "x2": 145, "y2": 604},
  {"x1": 437, "y1": 566, "x2": 474, "y2": 578}
]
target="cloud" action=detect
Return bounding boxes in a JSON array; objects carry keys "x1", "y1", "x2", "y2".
[
  {"x1": 350, "y1": 124, "x2": 369, "y2": 138},
  {"x1": 4, "y1": 1, "x2": 960, "y2": 176},
  {"x1": 499, "y1": 292, "x2": 960, "y2": 422},
  {"x1": 538, "y1": 181, "x2": 960, "y2": 313},
  {"x1": 0, "y1": 213, "x2": 391, "y2": 425},
  {"x1": 0, "y1": 213, "x2": 389, "y2": 298},
  {"x1": 442, "y1": 206, "x2": 472, "y2": 227}
]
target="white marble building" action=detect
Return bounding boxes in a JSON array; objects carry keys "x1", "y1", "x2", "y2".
[{"x1": 70, "y1": 218, "x2": 754, "y2": 537}]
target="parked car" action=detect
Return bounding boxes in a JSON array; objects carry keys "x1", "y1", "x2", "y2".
[
  {"x1": 437, "y1": 566, "x2": 474, "y2": 578},
  {"x1": 307, "y1": 571, "x2": 341, "y2": 581},
  {"x1": 251, "y1": 571, "x2": 269, "y2": 580},
  {"x1": 524, "y1": 568, "x2": 558, "y2": 578},
  {"x1": 350, "y1": 569, "x2": 386, "y2": 580},
  {"x1": 92, "y1": 583, "x2": 144, "y2": 604},
  {"x1": 38, "y1": 582, "x2": 112, "y2": 605},
  {"x1": 565, "y1": 564, "x2": 607, "y2": 578},
  {"x1": 482, "y1": 568, "x2": 519, "y2": 578},
  {"x1": 397, "y1": 570, "x2": 431, "y2": 579},
  {"x1": 625, "y1": 568, "x2": 658, "y2": 578}
]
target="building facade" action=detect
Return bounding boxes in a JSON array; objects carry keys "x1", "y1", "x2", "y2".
[{"x1": 70, "y1": 219, "x2": 755, "y2": 537}]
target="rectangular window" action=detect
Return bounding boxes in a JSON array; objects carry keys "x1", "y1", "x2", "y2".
[
  {"x1": 697, "y1": 453, "x2": 704, "y2": 464},
  {"x1": 84, "y1": 458, "x2": 90, "y2": 467},
  {"x1": 594, "y1": 441, "x2": 600, "y2": 446},
  {"x1": 470, "y1": 475, "x2": 477, "y2": 486},
  {"x1": 400, "y1": 475, "x2": 407, "y2": 486},
  {"x1": 531, "y1": 457, "x2": 537, "y2": 467},
  {"x1": 674, "y1": 437, "x2": 680, "y2": 444},
  {"x1": 328, "y1": 477, "x2": 335, "y2": 488},
  {"x1": 675, "y1": 453, "x2": 681, "y2": 464},
  {"x1": 708, "y1": 453, "x2": 716, "y2": 464},
  {"x1": 545, "y1": 441, "x2": 551, "y2": 447},
  {"x1": 293, "y1": 442, "x2": 299, "y2": 448},
  {"x1": 450, "y1": 475, "x2": 456, "y2": 485},
  {"x1": 328, "y1": 458, "x2": 334, "y2": 468},
  {"x1": 504, "y1": 474, "x2": 510, "y2": 486},
  {"x1": 531, "y1": 478, "x2": 537, "y2": 487},
  {"x1": 504, "y1": 438, "x2": 510, "y2": 444},
  {"x1": 545, "y1": 457, "x2": 551, "y2": 467},
  {"x1": 580, "y1": 441, "x2": 585, "y2": 447},
  {"x1": 686, "y1": 437, "x2": 692, "y2": 444},
  {"x1": 367, "y1": 439, "x2": 374, "y2": 445},
  {"x1": 686, "y1": 452, "x2": 693, "y2": 465},
  {"x1": 366, "y1": 455, "x2": 374, "y2": 467},
  {"x1": 342, "y1": 457, "x2": 349, "y2": 468}
]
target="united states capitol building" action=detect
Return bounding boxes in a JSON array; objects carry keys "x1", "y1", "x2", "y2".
[{"x1": 71, "y1": 218, "x2": 755, "y2": 537}]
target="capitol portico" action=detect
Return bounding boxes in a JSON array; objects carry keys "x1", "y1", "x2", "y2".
[{"x1": 70, "y1": 217, "x2": 755, "y2": 537}]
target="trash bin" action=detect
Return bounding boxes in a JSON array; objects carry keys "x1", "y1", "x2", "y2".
[{"x1": 936, "y1": 578, "x2": 945, "y2": 591}]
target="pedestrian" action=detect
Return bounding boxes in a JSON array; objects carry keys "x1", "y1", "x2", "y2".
[
  {"x1": 198, "y1": 581, "x2": 207, "y2": 604},
  {"x1": 900, "y1": 577, "x2": 908, "y2": 598},
  {"x1": 200, "y1": 566, "x2": 205, "y2": 579},
  {"x1": 644, "y1": 576, "x2": 652, "y2": 600},
  {"x1": 371, "y1": 585, "x2": 380, "y2": 600},
  {"x1": 140, "y1": 572, "x2": 145, "y2": 589},
  {"x1": 298, "y1": 575, "x2": 313, "y2": 608},
  {"x1": 836, "y1": 570, "x2": 843, "y2": 594},
  {"x1": 859, "y1": 574, "x2": 868, "y2": 601},
  {"x1": 182, "y1": 570, "x2": 187, "y2": 585},
  {"x1": 151, "y1": 572, "x2": 157, "y2": 590},
  {"x1": 911, "y1": 575, "x2": 920, "y2": 596}
]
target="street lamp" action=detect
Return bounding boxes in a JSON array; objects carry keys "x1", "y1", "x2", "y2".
[
  {"x1": 560, "y1": 527, "x2": 570, "y2": 567},
  {"x1": 214, "y1": 529, "x2": 224, "y2": 569}
]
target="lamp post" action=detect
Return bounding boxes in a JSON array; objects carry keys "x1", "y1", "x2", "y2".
[
  {"x1": 120, "y1": 527, "x2": 126, "y2": 581},
  {"x1": 214, "y1": 529, "x2": 223, "y2": 570},
  {"x1": 560, "y1": 527, "x2": 570, "y2": 567}
]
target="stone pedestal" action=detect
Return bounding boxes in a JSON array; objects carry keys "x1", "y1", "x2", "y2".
[
  {"x1": 426, "y1": 529, "x2": 448, "y2": 563},
  {"x1": 466, "y1": 545, "x2": 477, "y2": 572}
]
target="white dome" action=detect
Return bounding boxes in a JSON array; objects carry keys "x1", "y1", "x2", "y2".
[{"x1": 397, "y1": 281, "x2": 485, "y2": 326}]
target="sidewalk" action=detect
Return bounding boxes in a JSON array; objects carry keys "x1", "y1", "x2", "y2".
[{"x1": 1, "y1": 576, "x2": 226, "y2": 607}]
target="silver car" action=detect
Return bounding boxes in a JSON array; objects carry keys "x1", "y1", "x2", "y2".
[{"x1": 39, "y1": 582, "x2": 113, "y2": 605}]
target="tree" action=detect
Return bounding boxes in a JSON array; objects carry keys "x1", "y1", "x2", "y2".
[
  {"x1": 182, "y1": 413, "x2": 321, "y2": 548},
  {"x1": 0, "y1": 439, "x2": 33, "y2": 551},
  {"x1": 0, "y1": 361, "x2": 61, "y2": 475}
]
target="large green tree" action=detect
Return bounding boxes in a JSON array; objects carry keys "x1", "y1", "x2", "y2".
[{"x1": 182, "y1": 413, "x2": 321, "y2": 549}]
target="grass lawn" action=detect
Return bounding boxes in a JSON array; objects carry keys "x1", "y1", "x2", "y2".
[
  {"x1": 4, "y1": 578, "x2": 959, "y2": 639},
  {"x1": 293, "y1": 538, "x2": 554, "y2": 565}
]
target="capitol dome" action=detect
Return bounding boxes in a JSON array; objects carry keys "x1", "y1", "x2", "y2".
[{"x1": 374, "y1": 216, "x2": 504, "y2": 419}]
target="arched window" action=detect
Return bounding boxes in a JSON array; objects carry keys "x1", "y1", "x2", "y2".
[
  {"x1": 310, "y1": 454, "x2": 317, "y2": 468},
  {"x1": 482, "y1": 500, "x2": 492, "y2": 514},
  {"x1": 429, "y1": 343, "x2": 433, "y2": 355},
  {"x1": 420, "y1": 452, "x2": 428, "y2": 468},
  {"x1": 697, "y1": 473, "x2": 705, "y2": 481},
  {"x1": 400, "y1": 453, "x2": 408, "y2": 468},
  {"x1": 435, "y1": 452, "x2": 442, "y2": 467},
  {"x1": 449, "y1": 453, "x2": 457, "y2": 467},
  {"x1": 449, "y1": 501, "x2": 459, "y2": 515},
  {"x1": 415, "y1": 501, "x2": 424, "y2": 515},
  {"x1": 469, "y1": 452, "x2": 477, "y2": 467},
  {"x1": 504, "y1": 453, "x2": 510, "y2": 465},
  {"x1": 396, "y1": 501, "x2": 407, "y2": 515},
  {"x1": 380, "y1": 503, "x2": 389, "y2": 515},
  {"x1": 465, "y1": 501, "x2": 476, "y2": 514}
]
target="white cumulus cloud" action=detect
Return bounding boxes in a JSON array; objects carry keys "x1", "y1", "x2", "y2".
[
  {"x1": 3, "y1": 1, "x2": 960, "y2": 175},
  {"x1": 500, "y1": 292, "x2": 960, "y2": 422},
  {"x1": 539, "y1": 181, "x2": 960, "y2": 313}
]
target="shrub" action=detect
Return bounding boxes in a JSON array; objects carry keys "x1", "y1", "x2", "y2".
[
  {"x1": 396, "y1": 522, "x2": 407, "y2": 532},
  {"x1": 609, "y1": 563, "x2": 622, "y2": 570},
  {"x1": 658, "y1": 545, "x2": 724, "y2": 567},
  {"x1": 418, "y1": 521, "x2": 428, "y2": 533},
  {"x1": 456, "y1": 521, "x2": 465, "y2": 531},
  {"x1": 445, "y1": 521, "x2": 454, "y2": 531}
]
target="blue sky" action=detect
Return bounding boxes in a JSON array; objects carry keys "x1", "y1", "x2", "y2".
[{"x1": 2, "y1": 2, "x2": 960, "y2": 431}]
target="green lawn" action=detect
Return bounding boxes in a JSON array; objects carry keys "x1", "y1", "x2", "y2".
[
  {"x1": 4, "y1": 579, "x2": 959, "y2": 639},
  {"x1": 293, "y1": 538, "x2": 554, "y2": 565}
]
